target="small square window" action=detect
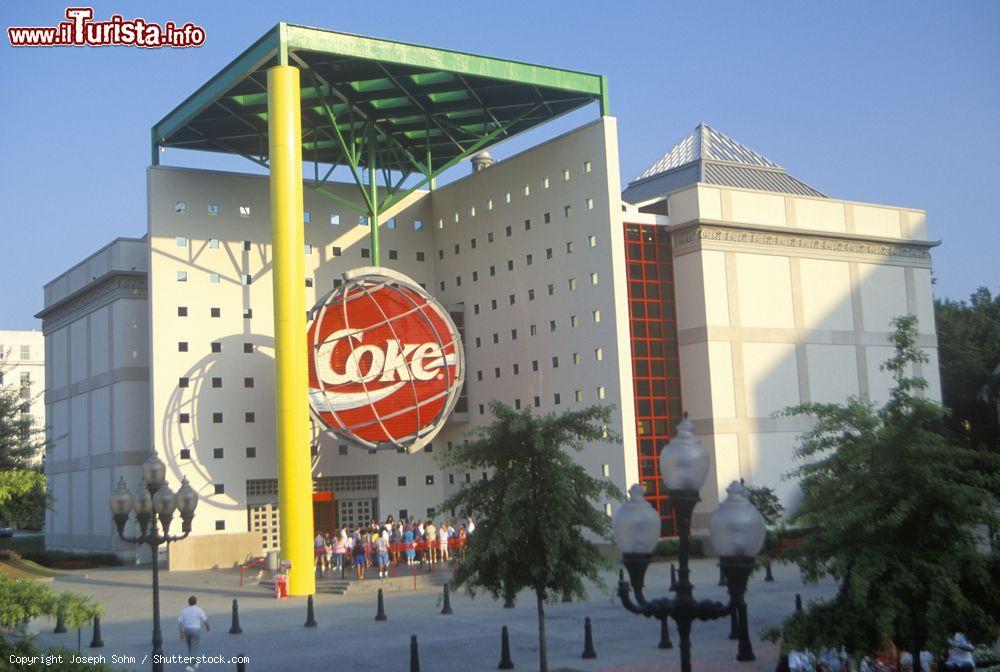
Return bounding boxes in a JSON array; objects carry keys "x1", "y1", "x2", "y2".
[
  {"x1": 427, "y1": 507, "x2": 436, "y2": 517},
  {"x1": 528, "y1": 289, "x2": 535, "y2": 301},
  {"x1": 552, "y1": 356, "x2": 560, "y2": 368},
  {"x1": 522, "y1": 184, "x2": 530, "y2": 196},
  {"x1": 526, "y1": 254, "x2": 533, "y2": 266},
  {"x1": 456, "y1": 276, "x2": 462, "y2": 287},
  {"x1": 489, "y1": 265, "x2": 496, "y2": 277},
  {"x1": 505, "y1": 225, "x2": 512, "y2": 237},
  {"x1": 494, "y1": 367, "x2": 501, "y2": 378},
  {"x1": 585, "y1": 197, "x2": 594, "y2": 210},
  {"x1": 492, "y1": 333, "x2": 499, "y2": 345},
  {"x1": 554, "y1": 393, "x2": 561, "y2": 405},
  {"x1": 491, "y1": 299, "x2": 497, "y2": 310},
  {"x1": 246, "y1": 446, "x2": 256, "y2": 458},
  {"x1": 180, "y1": 448, "x2": 191, "y2": 459},
  {"x1": 213, "y1": 447, "x2": 224, "y2": 459},
  {"x1": 473, "y1": 304, "x2": 480, "y2": 315},
  {"x1": 244, "y1": 377, "x2": 254, "y2": 388},
  {"x1": 487, "y1": 199, "x2": 494, "y2": 210},
  {"x1": 588, "y1": 234, "x2": 597, "y2": 248},
  {"x1": 511, "y1": 328, "x2": 518, "y2": 340},
  {"x1": 475, "y1": 337, "x2": 481, "y2": 348},
  {"x1": 439, "y1": 281, "x2": 446, "y2": 292},
  {"x1": 590, "y1": 273, "x2": 599, "y2": 285},
  {"x1": 208, "y1": 204, "x2": 219, "y2": 215},
  {"x1": 533, "y1": 396, "x2": 540, "y2": 408},
  {"x1": 211, "y1": 342, "x2": 222, "y2": 353},
  {"x1": 304, "y1": 211, "x2": 312, "y2": 223},
  {"x1": 331, "y1": 246, "x2": 342, "y2": 257},
  {"x1": 175, "y1": 201, "x2": 186, "y2": 213},
  {"x1": 215, "y1": 520, "x2": 225, "y2": 531},
  {"x1": 476, "y1": 370, "x2": 484, "y2": 381},
  {"x1": 572, "y1": 353, "x2": 581, "y2": 365},
  {"x1": 425, "y1": 475, "x2": 435, "y2": 486},
  {"x1": 547, "y1": 284, "x2": 555, "y2": 296},
  {"x1": 179, "y1": 413, "x2": 190, "y2": 424},
  {"x1": 488, "y1": 232, "x2": 494, "y2": 243},
  {"x1": 389, "y1": 249, "x2": 398, "y2": 260},
  {"x1": 524, "y1": 219, "x2": 531, "y2": 231},
  {"x1": 211, "y1": 307, "x2": 221, "y2": 318},
  {"x1": 471, "y1": 238, "x2": 477, "y2": 249},
  {"x1": 569, "y1": 278, "x2": 577, "y2": 290},
  {"x1": 424, "y1": 443, "x2": 434, "y2": 453},
  {"x1": 242, "y1": 240, "x2": 251, "y2": 251},
  {"x1": 508, "y1": 294, "x2": 516, "y2": 306},
  {"x1": 305, "y1": 278, "x2": 313, "y2": 288},
  {"x1": 211, "y1": 377, "x2": 222, "y2": 388},
  {"x1": 584, "y1": 161, "x2": 592, "y2": 173},
  {"x1": 438, "y1": 250, "x2": 445, "y2": 260},
  {"x1": 387, "y1": 218, "x2": 397, "y2": 229},
  {"x1": 333, "y1": 278, "x2": 343, "y2": 288},
  {"x1": 546, "y1": 248, "x2": 553, "y2": 260},
  {"x1": 437, "y1": 218, "x2": 444, "y2": 229},
  {"x1": 453, "y1": 211, "x2": 460, "y2": 223},
  {"x1": 339, "y1": 445, "x2": 349, "y2": 455},
  {"x1": 564, "y1": 205, "x2": 572, "y2": 218},
  {"x1": 304, "y1": 243, "x2": 313, "y2": 255},
  {"x1": 513, "y1": 363, "x2": 521, "y2": 375},
  {"x1": 529, "y1": 324, "x2": 537, "y2": 336},
  {"x1": 542, "y1": 177, "x2": 550, "y2": 189},
  {"x1": 179, "y1": 377, "x2": 189, "y2": 388},
  {"x1": 571, "y1": 315, "x2": 579, "y2": 327},
  {"x1": 398, "y1": 476, "x2": 407, "y2": 487},
  {"x1": 178, "y1": 342, "x2": 188, "y2": 352},
  {"x1": 597, "y1": 386, "x2": 606, "y2": 399},
  {"x1": 566, "y1": 241, "x2": 575, "y2": 254},
  {"x1": 243, "y1": 308, "x2": 253, "y2": 319},
  {"x1": 243, "y1": 342, "x2": 254, "y2": 354},
  {"x1": 416, "y1": 251, "x2": 425, "y2": 261},
  {"x1": 208, "y1": 238, "x2": 220, "y2": 249},
  {"x1": 413, "y1": 220, "x2": 423, "y2": 231},
  {"x1": 330, "y1": 213, "x2": 341, "y2": 226},
  {"x1": 212, "y1": 412, "x2": 223, "y2": 423},
  {"x1": 240, "y1": 205, "x2": 251, "y2": 218},
  {"x1": 544, "y1": 212, "x2": 551, "y2": 224},
  {"x1": 177, "y1": 306, "x2": 188, "y2": 317},
  {"x1": 175, "y1": 236, "x2": 188, "y2": 247},
  {"x1": 549, "y1": 320, "x2": 557, "y2": 332},
  {"x1": 514, "y1": 399, "x2": 522, "y2": 410},
  {"x1": 242, "y1": 274, "x2": 252, "y2": 285},
  {"x1": 245, "y1": 412, "x2": 256, "y2": 423},
  {"x1": 593, "y1": 309, "x2": 601, "y2": 323},
  {"x1": 209, "y1": 272, "x2": 220, "y2": 284},
  {"x1": 595, "y1": 347, "x2": 603, "y2": 361},
  {"x1": 562, "y1": 169, "x2": 571, "y2": 181},
  {"x1": 531, "y1": 360, "x2": 539, "y2": 372},
  {"x1": 575, "y1": 390, "x2": 583, "y2": 402},
  {"x1": 176, "y1": 271, "x2": 188, "y2": 282},
  {"x1": 506, "y1": 259, "x2": 514, "y2": 271},
  {"x1": 472, "y1": 271, "x2": 479, "y2": 282},
  {"x1": 361, "y1": 248, "x2": 370, "y2": 259},
  {"x1": 504, "y1": 192, "x2": 511, "y2": 204}
]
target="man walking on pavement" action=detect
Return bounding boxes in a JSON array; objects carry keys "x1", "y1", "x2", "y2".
[{"x1": 178, "y1": 594, "x2": 210, "y2": 671}]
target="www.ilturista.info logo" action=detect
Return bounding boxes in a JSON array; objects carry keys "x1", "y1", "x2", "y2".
[{"x1": 8, "y1": 8, "x2": 205, "y2": 48}]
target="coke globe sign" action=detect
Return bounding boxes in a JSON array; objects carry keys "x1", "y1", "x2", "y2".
[{"x1": 307, "y1": 267, "x2": 465, "y2": 453}]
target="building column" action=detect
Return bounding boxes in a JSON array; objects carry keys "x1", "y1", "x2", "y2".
[{"x1": 267, "y1": 64, "x2": 314, "y2": 596}]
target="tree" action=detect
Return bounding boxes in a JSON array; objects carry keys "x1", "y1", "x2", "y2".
[
  {"x1": 765, "y1": 315, "x2": 1000, "y2": 660},
  {"x1": 934, "y1": 287, "x2": 1000, "y2": 457},
  {"x1": 439, "y1": 402, "x2": 623, "y2": 672},
  {"x1": 0, "y1": 355, "x2": 49, "y2": 529},
  {"x1": 0, "y1": 575, "x2": 102, "y2": 637}
]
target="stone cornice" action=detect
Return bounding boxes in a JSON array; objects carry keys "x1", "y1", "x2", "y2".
[
  {"x1": 37, "y1": 271, "x2": 147, "y2": 331},
  {"x1": 672, "y1": 221, "x2": 936, "y2": 266}
]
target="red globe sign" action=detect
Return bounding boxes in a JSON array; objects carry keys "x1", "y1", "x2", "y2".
[{"x1": 307, "y1": 267, "x2": 465, "y2": 453}]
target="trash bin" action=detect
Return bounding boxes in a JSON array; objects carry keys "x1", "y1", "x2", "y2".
[
  {"x1": 266, "y1": 550, "x2": 280, "y2": 573},
  {"x1": 274, "y1": 574, "x2": 289, "y2": 599}
]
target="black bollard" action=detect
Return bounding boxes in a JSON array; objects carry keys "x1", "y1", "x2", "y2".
[
  {"x1": 498, "y1": 625, "x2": 515, "y2": 669},
  {"x1": 229, "y1": 599, "x2": 243, "y2": 634},
  {"x1": 89, "y1": 616, "x2": 104, "y2": 648},
  {"x1": 503, "y1": 593, "x2": 515, "y2": 609},
  {"x1": 718, "y1": 564, "x2": 727, "y2": 587},
  {"x1": 562, "y1": 591, "x2": 573, "y2": 603},
  {"x1": 765, "y1": 560, "x2": 775, "y2": 582},
  {"x1": 795, "y1": 593, "x2": 802, "y2": 612},
  {"x1": 410, "y1": 634, "x2": 421, "y2": 672},
  {"x1": 581, "y1": 616, "x2": 597, "y2": 659},
  {"x1": 669, "y1": 563, "x2": 677, "y2": 591},
  {"x1": 375, "y1": 588, "x2": 387, "y2": 621},
  {"x1": 237, "y1": 658, "x2": 246, "y2": 672},
  {"x1": 304, "y1": 595, "x2": 318, "y2": 627},
  {"x1": 441, "y1": 584, "x2": 453, "y2": 615},
  {"x1": 54, "y1": 611, "x2": 67, "y2": 634},
  {"x1": 658, "y1": 617, "x2": 673, "y2": 649},
  {"x1": 729, "y1": 606, "x2": 739, "y2": 640}
]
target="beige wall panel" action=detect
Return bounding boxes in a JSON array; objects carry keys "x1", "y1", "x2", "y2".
[
  {"x1": 69, "y1": 319, "x2": 88, "y2": 384},
  {"x1": 701, "y1": 250, "x2": 730, "y2": 327},
  {"x1": 712, "y1": 433, "x2": 742, "y2": 498},
  {"x1": 91, "y1": 467, "x2": 111, "y2": 538},
  {"x1": 747, "y1": 432, "x2": 801, "y2": 511},
  {"x1": 922, "y1": 348, "x2": 943, "y2": 400},
  {"x1": 70, "y1": 470, "x2": 89, "y2": 534},
  {"x1": 735, "y1": 253, "x2": 794, "y2": 328},
  {"x1": 50, "y1": 398, "x2": 69, "y2": 461},
  {"x1": 865, "y1": 345, "x2": 897, "y2": 405},
  {"x1": 696, "y1": 186, "x2": 722, "y2": 221},
  {"x1": 729, "y1": 190, "x2": 786, "y2": 227},
  {"x1": 793, "y1": 197, "x2": 846, "y2": 233},
  {"x1": 88, "y1": 305, "x2": 110, "y2": 377},
  {"x1": 742, "y1": 341, "x2": 799, "y2": 418},
  {"x1": 51, "y1": 328, "x2": 68, "y2": 390},
  {"x1": 69, "y1": 394, "x2": 88, "y2": 459},
  {"x1": 904, "y1": 210, "x2": 927, "y2": 240},
  {"x1": 90, "y1": 387, "x2": 110, "y2": 455},
  {"x1": 112, "y1": 381, "x2": 149, "y2": 454},
  {"x1": 668, "y1": 187, "x2": 700, "y2": 224},
  {"x1": 798, "y1": 258, "x2": 854, "y2": 331},
  {"x1": 49, "y1": 473, "x2": 69, "y2": 534},
  {"x1": 806, "y1": 344, "x2": 859, "y2": 404},
  {"x1": 858, "y1": 263, "x2": 908, "y2": 332},
  {"x1": 853, "y1": 205, "x2": 901, "y2": 238},
  {"x1": 112, "y1": 299, "x2": 148, "y2": 369},
  {"x1": 679, "y1": 342, "x2": 713, "y2": 420},
  {"x1": 912, "y1": 268, "x2": 936, "y2": 335},
  {"x1": 673, "y1": 253, "x2": 707, "y2": 330}
]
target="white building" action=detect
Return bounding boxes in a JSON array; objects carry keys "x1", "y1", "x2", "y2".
[{"x1": 0, "y1": 330, "x2": 46, "y2": 462}]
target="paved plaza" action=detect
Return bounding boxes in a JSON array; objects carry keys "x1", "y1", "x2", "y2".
[{"x1": 27, "y1": 558, "x2": 837, "y2": 671}]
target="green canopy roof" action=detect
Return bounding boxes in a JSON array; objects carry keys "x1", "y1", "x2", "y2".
[{"x1": 151, "y1": 23, "x2": 608, "y2": 176}]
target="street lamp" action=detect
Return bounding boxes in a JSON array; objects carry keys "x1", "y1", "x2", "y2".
[
  {"x1": 614, "y1": 414, "x2": 766, "y2": 672},
  {"x1": 109, "y1": 453, "x2": 199, "y2": 672}
]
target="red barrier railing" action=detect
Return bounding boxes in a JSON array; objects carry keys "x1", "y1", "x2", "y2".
[{"x1": 239, "y1": 556, "x2": 268, "y2": 586}]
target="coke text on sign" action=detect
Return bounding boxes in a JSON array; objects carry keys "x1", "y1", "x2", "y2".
[{"x1": 307, "y1": 267, "x2": 465, "y2": 453}]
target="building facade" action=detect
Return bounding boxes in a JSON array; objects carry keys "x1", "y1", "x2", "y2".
[{"x1": 39, "y1": 117, "x2": 940, "y2": 560}]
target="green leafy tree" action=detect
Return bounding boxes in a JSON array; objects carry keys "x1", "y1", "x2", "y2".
[
  {"x1": 0, "y1": 354, "x2": 50, "y2": 529},
  {"x1": 0, "y1": 575, "x2": 102, "y2": 637},
  {"x1": 439, "y1": 402, "x2": 623, "y2": 672},
  {"x1": 935, "y1": 287, "x2": 1000, "y2": 457},
  {"x1": 766, "y1": 315, "x2": 1000, "y2": 659}
]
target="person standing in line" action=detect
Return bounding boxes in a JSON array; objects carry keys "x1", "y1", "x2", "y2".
[
  {"x1": 466, "y1": 516, "x2": 476, "y2": 535},
  {"x1": 352, "y1": 526, "x2": 366, "y2": 580},
  {"x1": 438, "y1": 522, "x2": 450, "y2": 564},
  {"x1": 178, "y1": 595, "x2": 209, "y2": 671},
  {"x1": 403, "y1": 523, "x2": 416, "y2": 566},
  {"x1": 313, "y1": 531, "x2": 325, "y2": 570},
  {"x1": 425, "y1": 520, "x2": 438, "y2": 564},
  {"x1": 375, "y1": 529, "x2": 391, "y2": 579}
]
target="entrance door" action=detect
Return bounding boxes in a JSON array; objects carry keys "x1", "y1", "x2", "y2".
[{"x1": 312, "y1": 492, "x2": 338, "y2": 534}]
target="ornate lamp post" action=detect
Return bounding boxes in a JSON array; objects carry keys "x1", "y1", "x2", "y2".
[
  {"x1": 614, "y1": 415, "x2": 766, "y2": 672},
  {"x1": 109, "y1": 453, "x2": 199, "y2": 672}
]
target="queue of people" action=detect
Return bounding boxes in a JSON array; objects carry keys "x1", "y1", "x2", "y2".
[{"x1": 313, "y1": 515, "x2": 475, "y2": 580}]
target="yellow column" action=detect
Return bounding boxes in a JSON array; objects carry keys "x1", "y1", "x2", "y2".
[{"x1": 267, "y1": 65, "x2": 314, "y2": 596}]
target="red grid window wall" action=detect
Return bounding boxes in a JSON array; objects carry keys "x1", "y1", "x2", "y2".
[{"x1": 624, "y1": 223, "x2": 684, "y2": 536}]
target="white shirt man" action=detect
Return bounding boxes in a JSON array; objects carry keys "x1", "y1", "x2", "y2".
[
  {"x1": 466, "y1": 517, "x2": 476, "y2": 535},
  {"x1": 178, "y1": 595, "x2": 209, "y2": 670}
]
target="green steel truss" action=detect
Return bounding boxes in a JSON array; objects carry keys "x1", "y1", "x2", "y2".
[{"x1": 151, "y1": 23, "x2": 609, "y2": 264}]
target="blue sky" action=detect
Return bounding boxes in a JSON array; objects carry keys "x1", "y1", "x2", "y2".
[{"x1": 1, "y1": 1, "x2": 997, "y2": 330}]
